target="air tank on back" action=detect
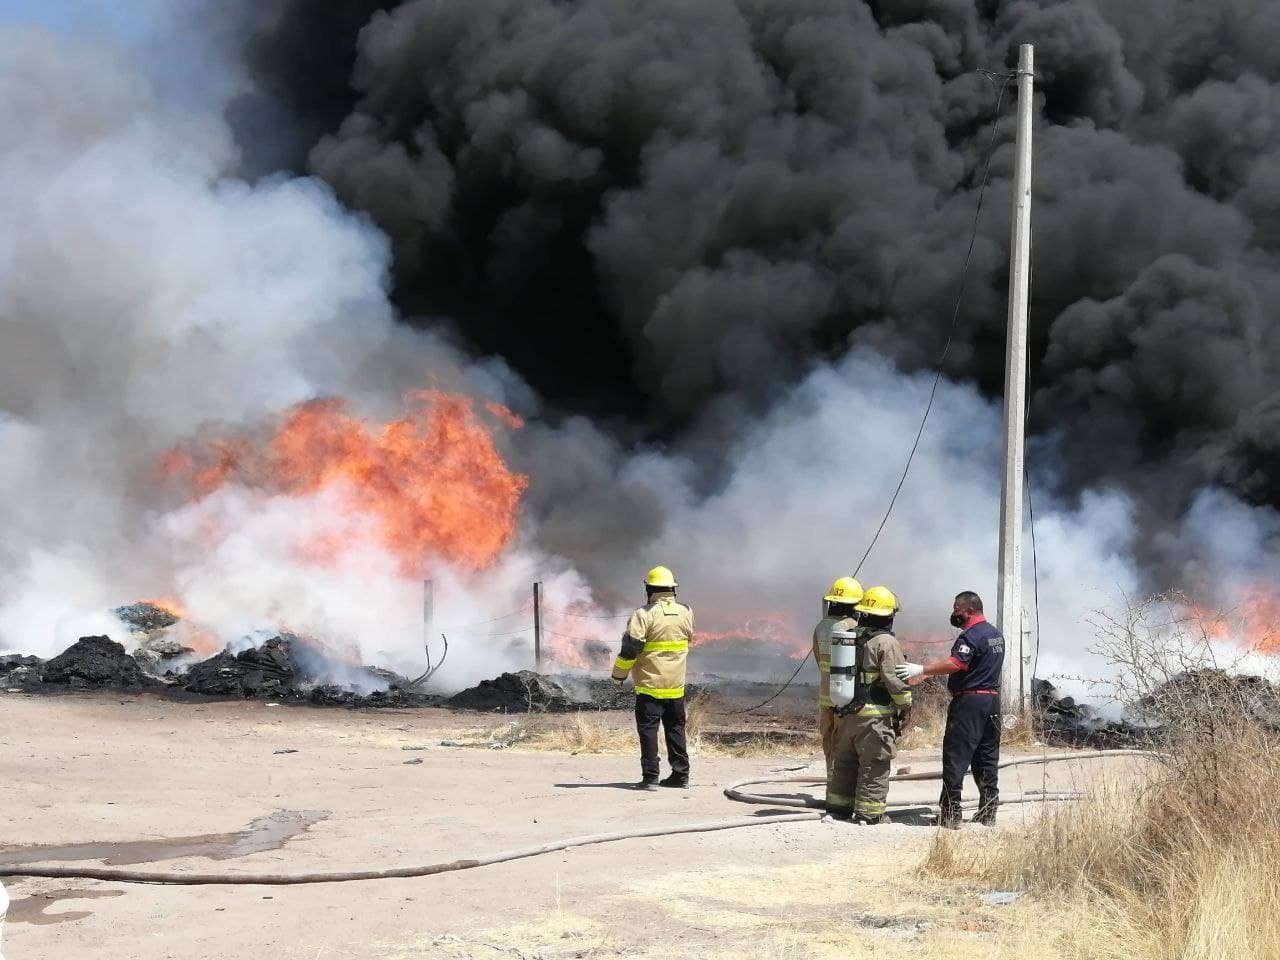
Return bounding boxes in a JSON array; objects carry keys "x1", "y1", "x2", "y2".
[{"x1": 828, "y1": 629, "x2": 861, "y2": 710}]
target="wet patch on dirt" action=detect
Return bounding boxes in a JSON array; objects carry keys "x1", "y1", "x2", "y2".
[
  {"x1": 5, "y1": 887, "x2": 125, "y2": 925},
  {"x1": 0, "y1": 809, "x2": 328, "y2": 867}
]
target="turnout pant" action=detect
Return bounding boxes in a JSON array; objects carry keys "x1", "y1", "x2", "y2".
[
  {"x1": 635, "y1": 694, "x2": 689, "y2": 782},
  {"x1": 940, "y1": 693, "x2": 1001, "y2": 823},
  {"x1": 818, "y1": 706, "x2": 838, "y2": 778},
  {"x1": 825, "y1": 713, "x2": 896, "y2": 820}
]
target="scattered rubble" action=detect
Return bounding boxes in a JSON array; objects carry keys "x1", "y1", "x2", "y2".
[{"x1": 40, "y1": 636, "x2": 160, "y2": 689}]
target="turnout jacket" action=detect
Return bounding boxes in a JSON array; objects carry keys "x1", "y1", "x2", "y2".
[
  {"x1": 851, "y1": 629, "x2": 914, "y2": 717},
  {"x1": 611, "y1": 591, "x2": 694, "y2": 699}
]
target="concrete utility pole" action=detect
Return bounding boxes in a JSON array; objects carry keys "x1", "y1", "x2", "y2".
[{"x1": 997, "y1": 43, "x2": 1035, "y2": 713}]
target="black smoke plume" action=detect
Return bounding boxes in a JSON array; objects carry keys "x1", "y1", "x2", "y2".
[{"x1": 230, "y1": 0, "x2": 1280, "y2": 588}]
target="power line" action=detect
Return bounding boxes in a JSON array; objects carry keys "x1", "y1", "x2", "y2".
[
  {"x1": 850, "y1": 68, "x2": 1016, "y2": 579},
  {"x1": 733, "y1": 68, "x2": 1017, "y2": 716},
  {"x1": 445, "y1": 627, "x2": 532, "y2": 640},
  {"x1": 540, "y1": 606, "x2": 630, "y2": 621},
  {"x1": 545, "y1": 628, "x2": 615, "y2": 645},
  {"x1": 435, "y1": 608, "x2": 527, "y2": 630}
]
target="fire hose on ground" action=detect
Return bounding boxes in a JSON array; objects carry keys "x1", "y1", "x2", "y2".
[{"x1": 0, "y1": 749, "x2": 1160, "y2": 887}]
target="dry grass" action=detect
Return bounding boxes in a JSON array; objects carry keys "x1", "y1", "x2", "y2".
[
  {"x1": 452, "y1": 691, "x2": 821, "y2": 759},
  {"x1": 540, "y1": 711, "x2": 634, "y2": 755},
  {"x1": 531, "y1": 708, "x2": 819, "y2": 759},
  {"x1": 926, "y1": 733, "x2": 1280, "y2": 959},
  {"x1": 924, "y1": 595, "x2": 1280, "y2": 960},
  {"x1": 896, "y1": 680, "x2": 949, "y2": 750}
]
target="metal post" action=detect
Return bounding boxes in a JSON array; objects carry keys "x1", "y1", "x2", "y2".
[
  {"x1": 423, "y1": 579, "x2": 434, "y2": 667},
  {"x1": 997, "y1": 43, "x2": 1035, "y2": 713},
  {"x1": 533, "y1": 581, "x2": 543, "y2": 673}
]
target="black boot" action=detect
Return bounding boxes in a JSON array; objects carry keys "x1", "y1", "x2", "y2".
[
  {"x1": 633, "y1": 778, "x2": 658, "y2": 791},
  {"x1": 659, "y1": 773, "x2": 689, "y2": 788},
  {"x1": 938, "y1": 785, "x2": 963, "y2": 830},
  {"x1": 974, "y1": 791, "x2": 999, "y2": 825}
]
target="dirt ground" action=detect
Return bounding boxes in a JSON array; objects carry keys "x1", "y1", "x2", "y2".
[{"x1": 0, "y1": 693, "x2": 1138, "y2": 960}]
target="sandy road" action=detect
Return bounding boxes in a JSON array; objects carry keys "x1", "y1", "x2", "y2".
[{"x1": 0, "y1": 694, "x2": 1139, "y2": 960}]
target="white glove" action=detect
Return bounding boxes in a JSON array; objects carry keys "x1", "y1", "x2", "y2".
[{"x1": 894, "y1": 662, "x2": 924, "y2": 681}]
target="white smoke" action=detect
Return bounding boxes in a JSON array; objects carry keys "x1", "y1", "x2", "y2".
[
  {"x1": 1, "y1": 24, "x2": 1274, "y2": 701},
  {"x1": 621, "y1": 351, "x2": 1139, "y2": 693},
  {"x1": 0, "y1": 28, "x2": 595, "y2": 688}
]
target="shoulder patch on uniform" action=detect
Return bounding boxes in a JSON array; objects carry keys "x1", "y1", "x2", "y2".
[{"x1": 956, "y1": 643, "x2": 972, "y2": 656}]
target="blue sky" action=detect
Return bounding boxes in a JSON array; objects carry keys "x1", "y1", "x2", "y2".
[
  {"x1": 0, "y1": 0, "x2": 151, "y2": 41},
  {"x1": 1, "y1": 0, "x2": 242, "y2": 111}
]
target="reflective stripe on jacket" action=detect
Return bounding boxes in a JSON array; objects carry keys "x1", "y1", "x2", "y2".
[{"x1": 611, "y1": 592, "x2": 694, "y2": 699}]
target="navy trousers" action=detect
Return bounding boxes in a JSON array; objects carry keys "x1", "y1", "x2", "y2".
[
  {"x1": 635, "y1": 694, "x2": 689, "y2": 782},
  {"x1": 939, "y1": 692, "x2": 1001, "y2": 821}
]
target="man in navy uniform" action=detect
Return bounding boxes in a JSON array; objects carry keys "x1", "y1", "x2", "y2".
[{"x1": 895, "y1": 591, "x2": 1004, "y2": 828}]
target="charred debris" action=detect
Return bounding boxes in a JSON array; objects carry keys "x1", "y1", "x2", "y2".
[
  {"x1": 0, "y1": 603, "x2": 642, "y2": 712},
  {"x1": 5, "y1": 606, "x2": 1279, "y2": 736}
]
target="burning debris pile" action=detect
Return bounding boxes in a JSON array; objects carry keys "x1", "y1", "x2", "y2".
[
  {"x1": 1033, "y1": 680, "x2": 1158, "y2": 748},
  {"x1": 1034, "y1": 671, "x2": 1280, "y2": 747},
  {"x1": 0, "y1": 618, "x2": 439, "y2": 708},
  {"x1": 183, "y1": 636, "x2": 299, "y2": 698},
  {"x1": 180, "y1": 634, "x2": 438, "y2": 707},
  {"x1": 0, "y1": 633, "x2": 663, "y2": 713},
  {"x1": 114, "y1": 602, "x2": 194, "y2": 668}
]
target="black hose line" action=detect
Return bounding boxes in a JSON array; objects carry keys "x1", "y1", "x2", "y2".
[{"x1": 0, "y1": 750, "x2": 1158, "y2": 887}]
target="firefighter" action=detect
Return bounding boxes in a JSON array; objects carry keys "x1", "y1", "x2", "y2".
[
  {"x1": 813, "y1": 577, "x2": 863, "y2": 777},
  {"x1": 895, "y1": 591, "x2": 1005, "y2": 828},
  {"x1": 611, "y1": 566, "x2": 695, "y2": 790},
  {"x1": 824, "y1": 586, "x2": 913, "y2": 823}
]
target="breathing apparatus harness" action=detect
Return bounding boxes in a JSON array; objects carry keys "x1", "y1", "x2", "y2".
[{"x1": 828, "y1": 624, "x2": 895, "y2": 718}]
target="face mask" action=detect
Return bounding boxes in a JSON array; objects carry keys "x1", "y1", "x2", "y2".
[{"x1": 950, "y1": 612, "x2": 967, "y2": 628}]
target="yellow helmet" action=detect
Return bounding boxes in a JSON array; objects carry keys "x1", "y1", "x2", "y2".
[
  {"x1": 645, "y1": 565, "x2": 677, "y2": 588},
  {"x1": 855, "y1": 585, "x2": 898, "y2": 618},
  {"x1": 823, "y1": 576, "x2": 864, "y2": 604}
]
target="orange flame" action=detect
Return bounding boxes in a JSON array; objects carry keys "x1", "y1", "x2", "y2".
[
  {"x1": 694, "y1": 612, "x2": 808, "y2": 657},
  {"x1": 161, "y1": 390, "x2": 528, "y2": 576},
  {"x1": 1184, "y1": 586, "x2": 1280, "y2": 655},
  {"x1": 139, "y1": 597, "x2": 188, "y2": 619}
]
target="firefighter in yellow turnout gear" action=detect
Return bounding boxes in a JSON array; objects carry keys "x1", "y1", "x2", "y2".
[
  {"x1": 824, "y1": 586, "x2": 913, "y2": 823},
  {"x1": 812, "y1": 577, "x2": 863, "y2": 777},
  {"x1": 611, "y1": 566, "x2": 695, "y2": 790}
]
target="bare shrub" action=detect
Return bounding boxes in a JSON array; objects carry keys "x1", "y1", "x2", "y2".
[{"x1": 924, "y1": 593, "x2": 1280, "y2": 960}]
